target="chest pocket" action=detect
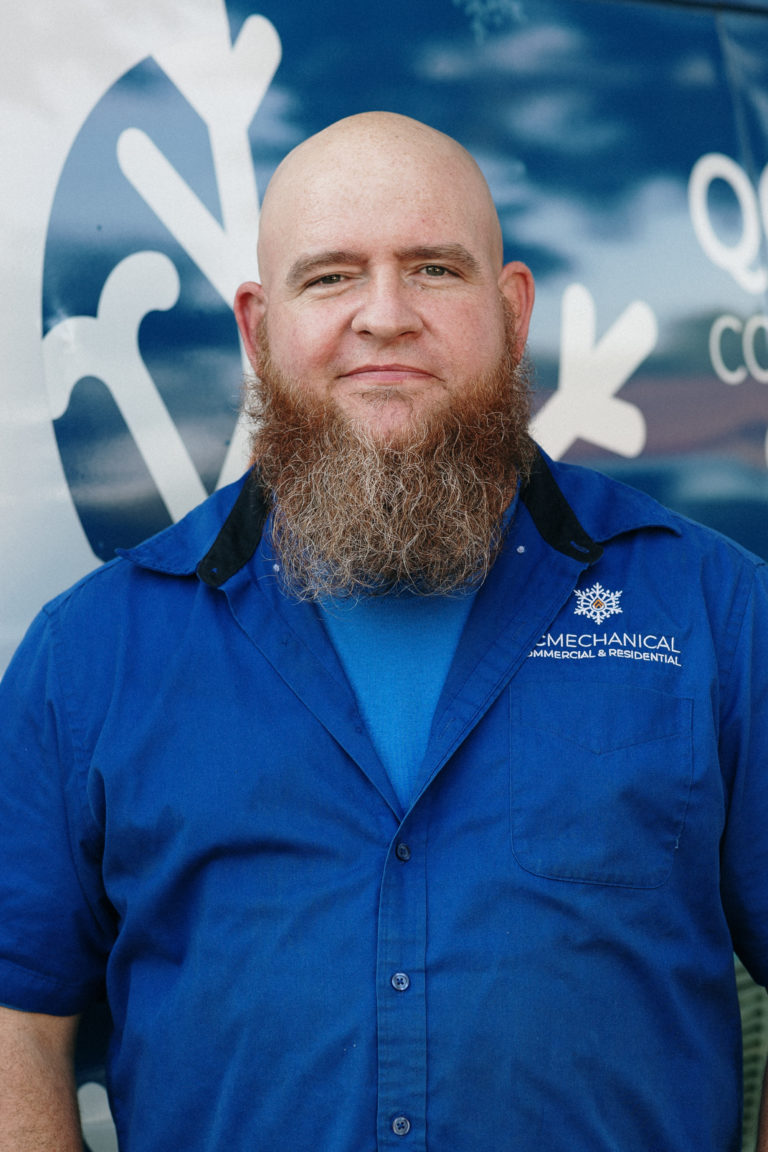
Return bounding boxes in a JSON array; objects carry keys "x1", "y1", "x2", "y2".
[{"x1": 510, "y1": 681, "x2": 693, "y2": 888}]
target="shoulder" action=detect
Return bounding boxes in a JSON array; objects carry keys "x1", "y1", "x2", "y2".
[
  {"x1": 33, "y1": 475, "x2": 252, "y2": 660},
  {"x1": 544, "y1": 451, "x2": 766, "y2": 574}
]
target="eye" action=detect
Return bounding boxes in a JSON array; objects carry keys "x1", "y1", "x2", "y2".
[
  {"x1": 308, "y1": 273, "x2": 345, "y2": 287},
  {"x1": 421, "y1": 265, "x2": 451, "y2": 277}
]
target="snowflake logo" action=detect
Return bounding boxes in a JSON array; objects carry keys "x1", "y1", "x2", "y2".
[{"x1": 573, "y1": 582, "x2": 623, "y2": 625}]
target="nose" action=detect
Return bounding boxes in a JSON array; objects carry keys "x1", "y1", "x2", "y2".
[{"x1": 350, "y1": 270, "x2": 423, "y2": 340}]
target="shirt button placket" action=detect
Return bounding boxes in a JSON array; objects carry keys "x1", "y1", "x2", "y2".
[{"x1": 377, "y1": 829, "x2": 427, "y2": 1149}]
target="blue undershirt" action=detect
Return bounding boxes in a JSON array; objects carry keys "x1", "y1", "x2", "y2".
[{"x1": 319, "y1": 590, "x2": 477, "y2": 808}]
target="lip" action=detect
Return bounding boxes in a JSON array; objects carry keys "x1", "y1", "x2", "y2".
[{"x1": 339, "y1": 364, "x2": 434, "y2": 383}]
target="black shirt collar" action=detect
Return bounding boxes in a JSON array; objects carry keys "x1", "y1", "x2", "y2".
[{"x1": 195, "y1": 447, "x2": 603, "y2": 590}]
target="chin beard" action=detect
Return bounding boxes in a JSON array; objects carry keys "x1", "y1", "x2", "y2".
[{"x1": 244, "y1": 330, "x2": 535, "y2": 600}]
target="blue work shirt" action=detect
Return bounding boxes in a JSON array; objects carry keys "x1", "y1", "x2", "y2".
[{"x1": 1, "y1": 449, "x2": 767, "y2": 1151}]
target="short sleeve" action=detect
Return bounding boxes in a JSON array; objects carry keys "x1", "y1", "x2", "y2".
[{"x1": 0, "y1": 607, "x2": 113, "y2": 1014}]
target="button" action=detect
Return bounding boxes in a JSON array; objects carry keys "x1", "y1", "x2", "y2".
[
  {"x1": 392, "y1": 1116, "x2": 411, "y2": 1136},
  {"x1": 391, "y1": 972, "x2": 410, "y2": 992},
  {"x1": 395, "y1": 842, "x2": 411, "y2": 862}
]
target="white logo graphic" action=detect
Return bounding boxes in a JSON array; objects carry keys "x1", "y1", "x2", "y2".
[
  {"x1": 42, "y1": 7, "x2": 281, "y2": 525},
  {"x1": 689, "y1": 153, "x2": 768, "y2": 466},
  {"x1": 531, "y1": 283, "x2": 656, "y2": 461},
  {"x1": 573, "y1": 582, "x2": 623, "y2": 625}
]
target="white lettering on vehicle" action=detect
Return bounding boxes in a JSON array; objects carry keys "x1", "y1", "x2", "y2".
[{"x1": 689, "y1": 154, "x2": 768, "y2": 444}]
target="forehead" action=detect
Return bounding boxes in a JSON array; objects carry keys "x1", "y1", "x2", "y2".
[{"x1": 258, "y1": 136, "x2": 502, "y2": 284}]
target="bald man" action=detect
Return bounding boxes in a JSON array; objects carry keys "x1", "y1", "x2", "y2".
[{"x1": 1, "y1": 113, "x2": 768, "y2": 1152}]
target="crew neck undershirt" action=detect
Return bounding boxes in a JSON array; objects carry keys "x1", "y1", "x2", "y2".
[{"x1": 318, "y1": 590, "x2": 477, "y2": 809}]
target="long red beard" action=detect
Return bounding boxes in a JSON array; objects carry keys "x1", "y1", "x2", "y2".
[{"x1": 245, "y1": 331, "x2": 535, "y2": 599}]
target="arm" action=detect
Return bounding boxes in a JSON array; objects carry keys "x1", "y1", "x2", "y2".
[
  {"x1": 758, "y1": 1059, "x2": 768, "y2": 1152},
  {"x1": 0, "y1": 1005, "x2": 82, "y2": 1151}
]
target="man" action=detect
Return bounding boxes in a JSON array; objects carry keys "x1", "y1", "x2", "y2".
[{"x1": 1, "y1": 112, "x2": 767, "y2": 1151}]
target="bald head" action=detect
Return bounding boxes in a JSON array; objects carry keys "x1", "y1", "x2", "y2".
[
  {"x1": 256, "y1": 112, "x2": 504, "y2": 286},
  {"x1": 234, "y1": 110, "x2": 535, "y2": 444}
]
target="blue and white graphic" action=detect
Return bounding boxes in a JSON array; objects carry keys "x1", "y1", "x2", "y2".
[{"x1": 42, "y1": 10, "x2": 280, "y2": 557}]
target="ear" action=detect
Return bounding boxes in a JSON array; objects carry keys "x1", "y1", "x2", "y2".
[
  {"x1": 234, "y1": 281, "x2": 267, "y2": 369},
  {"x1": 498, "y1": 261, "x2": 535, "y2": 356}
]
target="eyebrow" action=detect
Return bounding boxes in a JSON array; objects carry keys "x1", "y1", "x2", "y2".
[
  {"x1": 285, "y1": 250, "x2": 366, "y2": 291},
  {"x1": 284, "y1": 243, "x2": 482, "y2": 289},
  {"x1": 396, "y1": 245, "x2": 483, "y2": 277}
]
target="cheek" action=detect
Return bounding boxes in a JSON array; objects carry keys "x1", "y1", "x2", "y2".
[
  {"x1": 439, "y1": 307, "x2": 507, "y2": 371},
  {"x1": 267, "y1": 314, "x2": 336, "y2": 380}
]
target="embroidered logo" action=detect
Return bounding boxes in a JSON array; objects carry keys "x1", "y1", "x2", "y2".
[{"x1": 573, "y1": 582, "x2": 623, "y2": 625}]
